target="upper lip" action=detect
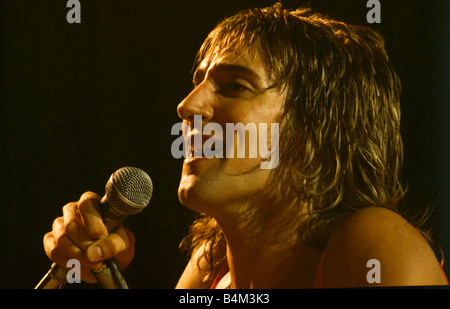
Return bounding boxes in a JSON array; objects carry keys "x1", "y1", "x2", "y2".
[{"x1": 184, "y1": 132, "x2": 223, "y2": 158}]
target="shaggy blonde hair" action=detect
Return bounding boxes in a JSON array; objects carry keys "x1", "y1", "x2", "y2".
[{"x1": 180, "y1": 3, "x2": 440, "y2": 281}]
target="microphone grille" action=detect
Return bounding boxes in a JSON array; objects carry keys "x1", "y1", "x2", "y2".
[{"x1": 105, "y1": 167, "x2": 153, "y2": 216}]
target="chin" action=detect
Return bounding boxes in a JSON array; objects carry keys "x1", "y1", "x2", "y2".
[{"x1": 178, "y1": 180, "x2": 210, "y2": 213}]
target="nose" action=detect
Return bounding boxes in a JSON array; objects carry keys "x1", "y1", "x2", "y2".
[{"x1": 177, "y1": 83, "x2": 214, "y2": 122}]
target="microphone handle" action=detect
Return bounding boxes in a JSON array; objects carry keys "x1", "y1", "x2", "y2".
[
  {"x1": 93, "y1": 259, "x2": 129, "y2": 289},
  {"x1": 35, "y1": 263, "x2": 68, "y2": 289},
  {"x1": 35, "y1": 259, "x2": 128, "y2": 289}
]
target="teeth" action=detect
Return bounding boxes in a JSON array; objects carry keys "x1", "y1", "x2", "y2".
[
  {"x1": 190, "y1": 142, "x2": 195, "y2": 158},
  {"x1": 185, "y1": 133, "x2": 223, "y2": 158}
]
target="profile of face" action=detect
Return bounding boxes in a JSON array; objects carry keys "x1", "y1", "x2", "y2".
[{"x1": 176, "y1": 48, "x2": 286, "y2": 217}]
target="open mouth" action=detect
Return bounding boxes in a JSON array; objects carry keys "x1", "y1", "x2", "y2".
[
  {"x1": 173, "y1": 117, "x2": 279, "y2": 169},
  {"x1": 185, "y1": 132, "x2": 224, "y2": 159}
]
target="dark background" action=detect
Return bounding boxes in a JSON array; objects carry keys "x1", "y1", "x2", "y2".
[{"x1": 1, "y1": 0, "x2": 449, "y2": 288}]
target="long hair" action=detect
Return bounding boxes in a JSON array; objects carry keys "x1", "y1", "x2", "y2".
[{"x1": 179, "y1": 3, "x2": 441, "y2": 282}]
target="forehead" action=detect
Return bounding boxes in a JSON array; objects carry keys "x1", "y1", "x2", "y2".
[{"x1": 196, "y1": 48, "x2": 271, "y2": 85}]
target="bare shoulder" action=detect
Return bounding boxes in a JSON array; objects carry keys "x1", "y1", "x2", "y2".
[{"x1": 321, "y1": 206, "x2": 448, "y2": 287}]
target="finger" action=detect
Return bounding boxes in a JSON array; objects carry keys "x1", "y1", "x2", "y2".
[
  {"x1": 43, "y1": 231, "x2": 70, "y2": 266},
  {"x1": 62, "y1": 202, "x2": 81, "y2": 226},
  {"x1": 48, "y1": 217, "x2": 101, "y2": 268},
  {"x1": 43, "y1": 231, "x2": 101, "y2": 284},
  {"x1": 77, "y1": 192, "x2": 108, "y2": 239},
  {"x1": 46, "y1": 218, "x2": 71, "y2": 265},
  {"x1": 86, "y1": 225, "x2": 133, "y2": 263},
  {"x1": 50, "y1": 216, "x2": 83, "y2": 261},
  {"x1": 112, "y1": 227, "x2": 135, "y2": 270},
  {"x1": 45, "y1": 226, "x2": 103, "y2": 269},
  {"x1": 51, "y1": 217, "x2": 65, "y2": 240},
  {"x1": 63, "y1": 202, "x2": 95, "y2": 251},
  {"x1": 54, "y1": 216, "x2": 88, "y2": 254}
]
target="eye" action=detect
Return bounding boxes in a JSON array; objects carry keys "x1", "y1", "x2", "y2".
[
  {"x1": 192, "y1": 69, "x2": 206, "y2": 88},
  {"x1": 219, "y1": 82, "x2": 251, "y2": 98}
]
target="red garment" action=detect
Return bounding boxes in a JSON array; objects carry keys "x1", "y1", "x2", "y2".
[{"x1": 210, "y1": 261, "x2": 229, "y2": 289}]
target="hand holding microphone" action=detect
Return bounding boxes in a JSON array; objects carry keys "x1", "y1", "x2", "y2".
[{"x1": 37, "y1": 167, "x2": 153, "y2": 288}]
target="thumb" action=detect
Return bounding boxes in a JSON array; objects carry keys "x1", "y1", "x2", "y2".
[{"x1": 86, "y1": 227, "x2": 131, "y2": 263}]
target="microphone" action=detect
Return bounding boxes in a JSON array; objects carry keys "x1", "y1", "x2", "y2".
[{"x1": 35, "y1": 166, "x2": 153, "y2": 289}]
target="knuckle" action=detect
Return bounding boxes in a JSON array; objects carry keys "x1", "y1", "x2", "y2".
[
  {"x1": 125, "y1": 228, "x2": 135, "y2": 246},
  {"x1": 79, "y1": 191, "x2": 101, "y2": 205},
  {"x1": 87, "y1": 222, "x2": 108, "y2": 240},
  {"x1": 62, "y1": 201, "x2": 77, "y2": 214},
  {"x1": 64, "y1": 219, "x2": 77, "y2": 236},
  {"x1": 44, "y1": 234, "x2": 62, "y2": 262},
  {"x1": 52, "y1": 217, "x2": 64, "y2": 232},
  {"x1": 89, "y1": 228, "x2": 106, "y2": 240},
  {"x1": 56, "y1": 234, "x2": 68, "y2": 248},
  {"x1": 43, "y1": 232, "x2": 56, "y2": 253},
  {"x1": 101, "y1": 236, "x2": 126, "y2": 258},
  {"x1": 47, "y1": 248, "x2": 61, "y2": 263},
  {"x1": 78, "y1": 195, "x2": 101, "y2": 216}
]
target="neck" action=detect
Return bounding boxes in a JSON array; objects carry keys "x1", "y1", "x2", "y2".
[{"x1": 214, "y1": 199, "x2": 320, "y2": 288}]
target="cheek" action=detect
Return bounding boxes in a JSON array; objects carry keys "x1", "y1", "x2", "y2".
[{"x1": 212, "y1": 107, "x2": 251, "y2": 125}]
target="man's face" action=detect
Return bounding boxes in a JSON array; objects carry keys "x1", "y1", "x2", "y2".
[{"x1": 176, "y1": 48, "x2": 285, "y2": 216}]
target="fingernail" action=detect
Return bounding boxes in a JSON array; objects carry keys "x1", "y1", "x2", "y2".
[{"x1": 88, "y1": 245, "x2": 103, "y2": 262}]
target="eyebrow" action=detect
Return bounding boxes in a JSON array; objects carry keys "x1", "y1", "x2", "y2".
[{"x1": 193, "y1": 63, "x2": 265, "y2": 86}]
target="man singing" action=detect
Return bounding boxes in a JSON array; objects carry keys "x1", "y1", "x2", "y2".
[{"x1": 43, "y1": 3, "x2": 448, "y2": 288}]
